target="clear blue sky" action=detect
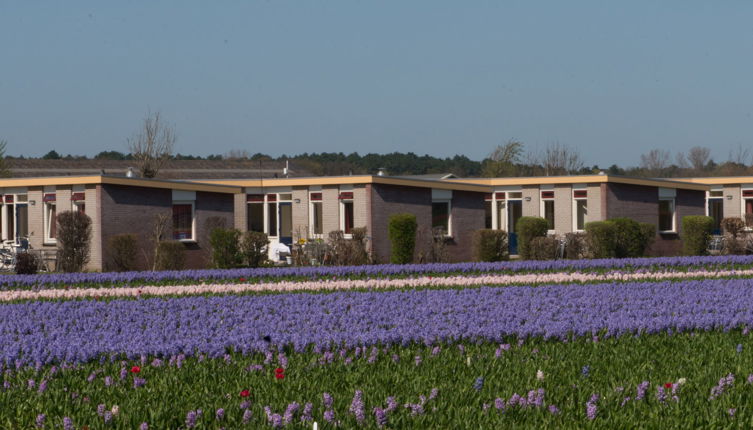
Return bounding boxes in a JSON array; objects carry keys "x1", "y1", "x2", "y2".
[{"x1": 2, "y1": 1, "x2": 752, "y2": 167}]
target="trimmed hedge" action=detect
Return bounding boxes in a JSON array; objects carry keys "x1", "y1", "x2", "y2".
[
  {"x1": 107, "y1": 234, "x2": 138, "y2": 272},
  {"x1": 586, "y1": 218, "x2": 655, "y2": 259},
  {"x1": 529, "y1": 236, "x2": 560, "y2": 260},
  {"x1": 209, "y1": 228, "x2": 242, "y2": 269},
  {"x1": 585, "y1": 221, "x2": 617, "y2": 259},
  {"x1": 515, "y1": 217, "x2": 549, "y2": 260},
  {"x1": 56, "y1": 210, "x2": 92, "y2": 273},
  {"x1": 681, "y1": 216, "x2": 714, "y2": 256},
  {"x1": 155, "y1": 241, "x2": 186, "y2": 271},
  {"x1": 388, "y1": 213, "x2": 417, "y2": 264},
  {"x1": 472, "y1": 229, "x2": 509, "y2": 262},
  {"x1": 240, "y1": 231, "x2": 269, "y2": 268}
]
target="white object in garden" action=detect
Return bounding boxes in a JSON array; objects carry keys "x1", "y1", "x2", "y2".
[{"x1": 270, "y1": 242, "x2": 291, "y2": 262}]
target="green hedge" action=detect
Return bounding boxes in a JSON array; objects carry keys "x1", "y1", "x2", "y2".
[
  {"x1": 516, "y1": 217, "x2": 549, "y2": 260},
  {"x1": 388, "y1": 213, "x2": 417, "y2": 264},
  {"x1": 586, "y1": 218, "x2": 655, "y2": 259},
  {"x1": 472, "y1": 229, "x2": 509, "y2": 262},
  {"x1": 210, "y1": 228, "x2": 242, "y2": 269},
  {"x1": 681, "y1": 215, "x2": 714, "y2": 256},
  {"x1": 585, "y1": 221, "x2": 617, "y2": 259}
]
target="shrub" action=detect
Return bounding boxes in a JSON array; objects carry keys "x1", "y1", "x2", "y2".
[
  {"x1": 240, "y1": 231, "x2": 269, "y2": 268},
  {"x1": 515, "y1": 217, "x2": 549, "y2": 260},
  {"x1": 14, "y1": 252, "x2": 38, "y2": 275},
  {"x1": 209, "y1": 228, "x2": 242, "y2": 269},
  {"x1": 388, "y1": 213, "x2": 417, "y2": 264},
  {"x1": 564, "y1": 232, "x2": 587, "y2": 260},
  {"x1": 472, "y1": 229, "x2": 509, "y2": 262},
  {"x1": 107, "y1": 234, "x2": 138, "y2": 272},
  {"x1": 326, "y1": 228, "x2": 370, "y2": 266},
  {"x1": 155, "y1": 241, "x2": 185, "y2": 271},
  {"x1": 681, "y1": 216, "x2": 714, "y2": 256},
  {"x1": 611, "y1": 218, "x2": 655, "y2": 258},
  {"x1": 56, "y1": 210, "x2": 92, "y2": 272},
  {"x1": 722, "y1": 217, "x2": 746, "y2": 239},
  {"x1": 585, "y1": 221, "x2": 617, "y2": 259},
  {"x1": 529, "y1": 236, "x2": 560, "y2": 260}
]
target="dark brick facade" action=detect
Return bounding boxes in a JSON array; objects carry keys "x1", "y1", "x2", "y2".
[
  {"x1": 605, "y1": 183, "x2": 705, "y2": 256},
  {"x1": 369, "y1": 184, "x2": 485, "y2": 263},
  {"x1": 99, "y1": 184, "x2": 233, "y2": 270}
]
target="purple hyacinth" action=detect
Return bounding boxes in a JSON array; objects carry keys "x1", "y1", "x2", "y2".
[
  {"x1": 323, "y1": 392, "x2": 334, "y2": 409},
  {"x1": 636, "y1": 381, "x2": 650, "y2": 400},
  {"x1": 473, "y1": 376, "x2": 484, "y2": 391},
  {"x1": 277, "y1": 352, "x2": 288, "y2": 368},
  {"x1": 323, "y1": 409, "x2": 335, "y2": 423},
  {"x1": 133, "y1": 377, "x2": 146, "y2": 388},
  {"x1": 240, "y1": 400, "x2": 251, "y2": 410},
  {"x1": 35, "y1": 414, "x2": 45, "y2": 428},
  {"x1": 710, "y1": 373, "x2": 735, "y2": 400},
  {"x1": 119, "y1": 367, "x2": 127, "y2": 380},
  {"x1": 103, "y1": 411, "x2": 113, "y2": 424},
  {"x1": 283, "y1": 402, "x2": 299, "y2": 424},
  {"x1": 494, "y1": 398, "x2": 506, "y2": 411},
  {"x1": 392, "y1": 354, "x2": 400, "y2": 363},
  {"x1": 374, "y1": 407, "x2": 388, "y2": 427},
  {"x1": 97, "y1": 403, "x2": 106, "y2": 416},
  {"x1": 431, "y1": 346, "x2": 441, "y2": 356},
  {"x1": 37, "y1": 380, "x2": 47, "y2": 393},
  {"x1": 139, "y1": 423, "x2": 148, "y2": 430},
  {"x1": 62, "y1": 417, "x2": 73, "y2": 430},
  {"x1": 656, "y1": 386, "x2": 667, "y2": 403},
  {"x1": 581, "y1": 365, "x2": 591, "y2": 378},
  {"x1": 586, "y1": 393, "x2": 599, "y2": 420},
  {"x1": 385, "y1": 396, "x2": 398, "y2": 413},
  {"x1": 737, "y1": 344, "x2": 743, "y2": 354},
  {"x1": 27, "y1": 379, "x2": 35, "y2": 389},
  {"x1": 104, "y1": 376, "x2": 113, "y2": 387},
  {"x1": 300, "y1": 402, "x2": 313, "y2": 422},
  {"x1": 216, "y1": 408, "x2": 225, "y2": 420},
  {"x1": 548, "y1": 404, "x2": 560, "y2": 414},
  {"x1": 429, "y1": 388, "x2": 439, "y2": 400},
  {"x1": 185, "y1": 411, "x2": 197, "y2": 428},
  {"x1": 242, "y1": 409, "x2": 252, "y2": 424},
  {"x1": 350, "y1": 390, "x2": 365, "y2": 423}
]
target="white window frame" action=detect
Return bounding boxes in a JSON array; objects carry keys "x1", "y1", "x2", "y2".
[
  {"x1": 431, "y1": 199, "x2": 452, "y2": 237},
  {"x1": 172, "y1": 200, "x2": 196, "y2": 242},
  {"x1": 658, "y1": 188, "x2": 677, "y2": 234},
  {"x1": 339, "y1": 193, "x2": 354, "y2": 238},
  {"x1": 740, "y1": 187, "x2": 753, "y2": 225},
  {"x1": 1, "y1": 192, "x2": 29, "y2": 244},
  {"x1": 309, "y1": 192, "x2": 324, "y2": 238},
  {"x1": 572, "y1": 188, "x2": 588, "y2": 232},
  {"x1": 540, "y1": 190, "x2": 555, "y2": 234},
  {"x1": 43, "y1": 199, "x2": 57, "y2": 244}
]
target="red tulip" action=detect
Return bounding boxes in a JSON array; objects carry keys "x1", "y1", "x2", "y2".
[
  {"x1": 130, "y1": 366, "x2": 141, "y2": 374},
  {"x1": 275, "y1": 367, "x2": 285, "y2": 374},
  {"x1": 240, "y1": 389, "x2": 250, "y2": 397},
  {"x1": 275, "y1": 373, "x2": 285, "y2": 380},
  {"x1": 664, "y1": 382, "x2": 672, "y2": 389}
]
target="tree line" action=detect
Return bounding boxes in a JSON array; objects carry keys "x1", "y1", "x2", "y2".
[{"x1": 2, "y1": 110, "x2": 753, "y2": 178}]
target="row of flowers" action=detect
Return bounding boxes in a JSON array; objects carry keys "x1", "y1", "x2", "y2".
[
  {"x1": 4, "y1": 267, "x2": 753, "y2": 301},
  {"x1": 3, "y1": 255, "x2": 753, "y2": 290},
  {"x1": 3, "y1": 278, "x2": 753, "y2": 365}
]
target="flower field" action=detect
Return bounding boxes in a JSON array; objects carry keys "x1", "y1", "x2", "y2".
[{"x1": 3, "y1": 256, "x2": 753, "y2": 428}]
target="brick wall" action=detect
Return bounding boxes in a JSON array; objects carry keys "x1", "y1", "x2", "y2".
[
  {"x1": 553, "y1": 185, "x2": 572, "y2": 234},
  {"x1": 234, "y1": 193, "x2": 247, "y2": 231},
  {"x1": 86, "y1": 185, "x2": 102, "y2": 271},
  {"x1": 322, "y1": 186, "x2": 340, "y2": 235},
  {"x1": 292, "y1": 187, "x2": 309, "y2": 240},
  {"x1": 587, "y1": 184, "x2": 603, "y2": 222},
  {"x1": 605, "y1": 183, "x2": 705, "y2": 256},
  {"x1": 370, "y1": 184, "x2": 432, "y2": 263},
  {"x1": 27, "y1": 187, "x2": 43, "y2": 249},
  {"x1": 522, "y1": 186, "x2": 539, "y2": 217},
  {"x1": 724, "y1": 185, "x2": 741, "y2": 219},
  {"x1": 99, "y1": 184, "x2": 233, "y2": 271},
  {"x1": 445, "y1": 190, "x2": 485, "y2": 262}
]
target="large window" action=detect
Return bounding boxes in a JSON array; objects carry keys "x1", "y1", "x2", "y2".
[
  {"x1": 431, "y1": 201, "x2": 451, "y2": 235},
  {"x1": 339, "y1": 192, "x2": 354, "y2": 235},
  {"x1": 658, "y1": 188, "x2": 676, "y2": 233},
  {"x1": 573, "y1": 189, "x2": 587, "y2": 231},
  {"x1": 310, "y1": 192, "x2": 323, "y2": 236},
  {"x1": 540, "y1": 191, "x2": 555, "y2": 230},
  {"x1": 2, "y1": 194, "x2": 28, "y2": 243},
  {"x1": 43, "y1": 193, "x2": 57, "y2": 243},
  {"x1": 247, "y1": 194, "x2": 264, "y2": 233},
  {"x1": 172, "y1": 203, "x2": 194, "y2": 240}
]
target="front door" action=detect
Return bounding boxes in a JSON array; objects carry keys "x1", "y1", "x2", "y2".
[
  {"x1": 507, "y1": 200, "x2": 523, "y2": 255},
  {"x1": 279, "y1": 202, "x2": 293, "y2": 246}
]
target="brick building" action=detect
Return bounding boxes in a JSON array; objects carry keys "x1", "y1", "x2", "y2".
[{"x1": 0, "y1": 173, "x2": 711, "y2": 271}]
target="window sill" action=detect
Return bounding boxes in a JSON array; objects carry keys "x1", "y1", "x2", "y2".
[
  {"x1": 658, "y1": 230, "x2": 677, "y2": 235},
  {"x1": 178, "y1": 239, "x2": 197, "y2": 244},
  {"x1": 43, "y1": 240, "x2": 57, "y2": 246}
]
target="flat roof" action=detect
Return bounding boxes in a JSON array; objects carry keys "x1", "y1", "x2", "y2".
[
  {"x1": 195, "y1": 175, "x2": 491, "y2": 192},
  {"x1": 447, "y1": 175, "x2": 709, "y2": 191},
  {"x1": 672, "y1": 177, "x2": 753, "y2": 186},
  {"x1": 0, "y1": 176, "x2": 243, "y2": 194}
]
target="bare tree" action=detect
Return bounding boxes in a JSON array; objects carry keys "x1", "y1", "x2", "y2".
[
  {"x1": 728, "y1": 144, "x2": 751, "y2": 166},
  {"x1": 640, "y1": 149, "x2": 670, "y2": 176},
  {"x1": 127, "y1": 111, "x2": 176, "y2": 178},
  {"x1": 541, "y1": 142, "x2": 584, "y2": 176},
  {"x1": 481, "y1": 140, "x2": 523, "y2": 177},
  {"x1": 148, "y1": 211, "x2": 171, "y2": 271},
  {"x1": 686, "y1": 146, "x2": 711, "y2": 172},
  {"x1": 224, "y1": 149, "x2": 251, "y2": 160},
  {"x1": 0, "y1": 139, "x2": 11, "y2": 178}
]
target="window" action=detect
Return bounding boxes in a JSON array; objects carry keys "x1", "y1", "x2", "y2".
[
  {"x1": 658, "y1": 199, "x2": 675, "y2": 232},
  {"x1": 484, "y1": 194, "x2": 493, "y2": 229},
  {"x1": 2, "y1": 194, "x2": 29, "y2": 243},
  {"x1": 72, "y1": 192, "x2": 85, "y2": 214},
  {"x1": 43, "y1": 194, "x2": 57, "y2": 243},
  {"x1": 172, "y1": 203, "x2": 194, "y2": 240},
  {"x1": 247, "y1": 194, "x2": 265, "y2": 233},
  {"x1": 339, "y1": 192, "x2": 354, "y2": 235},
  {"x1": 743, "y1": 190, "x2": 753, "y2": 220},
  {"x1": 310, "y1": 192, "x2": 323, "y2": 236},
  {"x1": 432, "y1": 201, "x2": 450, "y2": 235},
  {"x1": 573, "y1": 189, "x2": 588, "y2": 231},
  {"x1": 541, "y1": 191, "x2": 555, "y2": 230},
  {"x1": 658, "y1": 188, "x2": 676, "y2": 233}
]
